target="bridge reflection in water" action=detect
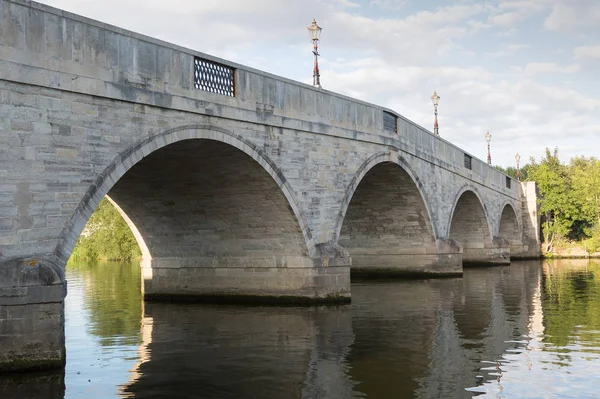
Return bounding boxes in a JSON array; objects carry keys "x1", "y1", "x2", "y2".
[
  {"x1": 8, "y1": 259, "x2": 600, "y2": 398},
  {"x1": 117, "y1": 261, "x2": 543, "y2": 398}
]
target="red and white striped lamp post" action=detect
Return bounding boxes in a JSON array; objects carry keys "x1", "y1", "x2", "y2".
[{"x1": 307, "y1": 19, "x2": 322, "y2": 88}]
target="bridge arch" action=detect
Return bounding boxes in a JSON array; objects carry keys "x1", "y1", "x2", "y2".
[
  {"x1": 448, "y1": 186, "x2": 494, "y2": 265},
  {"x1": 335, "y1": 153, "x2": 455, "y2": 276},
  {"x1": 54, "y1": 124, "x2": 314, "y2": 264},
  {"x1": 498, "y1": 202, "x2": 522, "y2": 246},
  {"x1": 51, "y1": 124, "x2": 344, "y2": 300},
  {"x1": 334, "y1": 152, "x2": 438, "y2": 241}
]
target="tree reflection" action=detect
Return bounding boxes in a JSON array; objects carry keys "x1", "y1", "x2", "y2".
[
  {"x1": 542, "y1": 259, "x2": 600, "y2": 348},
  {"x1": 67, "y1": 260, "x2": 142, "y2": 347}
]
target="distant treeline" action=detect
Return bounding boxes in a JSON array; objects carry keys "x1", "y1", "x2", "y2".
[
  {"x1": 71, "y1": 198, "x2": 141, "y2": 261},
  {"x1": 496, "y1": 148, "x2": 600, "y2": 254}
]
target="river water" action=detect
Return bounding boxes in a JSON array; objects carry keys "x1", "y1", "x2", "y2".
[{"x1": 3, "y1": 259, "x2": 600, "y2": 398}]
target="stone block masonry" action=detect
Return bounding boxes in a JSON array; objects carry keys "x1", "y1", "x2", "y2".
[
  {"x1": 0, "y1": 258, "x2": 65, "y2": 371},
  {"x1": 0, "y1": 0, "x2": 540, "y2": 371}
]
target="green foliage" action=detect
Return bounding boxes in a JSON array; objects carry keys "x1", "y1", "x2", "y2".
[
  {"x1": 494, "y1": 163, "x2": 531, "y2": 181},
  {"x1": 494, "y1": 165, "x2": 516, "y2": 178},
  {"x1": 570, "y1": 156, "x2": 600, "y2": 228},
  {"x1": 71, "y1": 198, "x2": 142, "y2": 261},
  {"x1": 519, "y1": 163, "x2": 533, "y2": 182},
  {"x1": 497, "y1": 148, "x2": 600, "y2": 253},
  {"x1": 583, "y1": 225, "x2": 600, "y2": 254},
  {"x1": 530, "y1": 148, "x2": 580, "y2": 220},
  {"x1": 527, "y1": 148, "x2": 582, "y2": 252}
]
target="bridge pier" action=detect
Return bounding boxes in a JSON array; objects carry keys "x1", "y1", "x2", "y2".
[
  {"x1": 349, "y1": 238, "x2": 462, "y2": 277},
  {"x1": 0, "y1": 258, "x2": 66, "y2": 372},
  {"x1": 462, "y1": 237, "x2": 510, "y2": 266},
  {"x1": 141, "y1": 253, "x2": 351, "y2": 303},
  {"x1": 0, "y1": 252, "x2": 350, "y2": 372}
]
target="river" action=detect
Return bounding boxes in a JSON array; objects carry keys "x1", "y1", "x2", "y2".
[{"x1": 2, "y1": 259, "x2": 600, "y2": 398}]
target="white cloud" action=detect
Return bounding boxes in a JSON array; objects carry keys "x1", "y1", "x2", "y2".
[
  {"x1": 330, "y1": 0, "x2": 361, "y2": 8},
  {"x1": 544, "y1": 0, "x2": 600, "y2": 34},
  {"x1": 574, "y1": 45, "x2": 600, "y2": 60},
  {"x1": 497, "y1": 27, "x2": 519, "y2": 37},
  {"x1": 466, "y1": 20, "x2": 492, "y2": 34},
  {"x1": 322, "y1": 4, "x2": 487, "y2": 65},
  {"x1": 368, "y1": 0, "x2": 407, "y2": 9},
  {"x1": 487, "y1": 0, "x2": 552, "y2": 27},
  {"x1": 322, "y1": 54, "x2": 599, "y2": 166},
  {"x1": 521, "y1": 62, "x2": 581, "y2": 75},
  {"x1": 42, "y1": 0, "x2": 487, "y2": 67},
  {"x1": 488, "y1": 12, "x2": 525, "y2": 27},
  {"x1": 488, "y1": 43, "x2": 529, "y2": 57},
  {"x1": 42, "y1": 0, "x2": 342, "y2": 56},
  {"x1": 498, "y1": 0, "x2": 552, "y2": 12}
]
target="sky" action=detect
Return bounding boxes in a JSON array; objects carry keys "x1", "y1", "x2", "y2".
[{"x1": 39, "y1": 0, "x2": 600, "y2": 168}]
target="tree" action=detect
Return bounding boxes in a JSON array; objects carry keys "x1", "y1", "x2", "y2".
[
  {"x1": 494, "y1": 165, "x2": 518, "y2": 179},
  {"x1": 496, "y1": 148, "x2": 599, "y2": 253},
  {"x1": 528, "y1": 148, "x2": 581, "y2": 252},
  {"x1": 570, "y1": 157, "x2": 600, "y2": 227},
  {"x1": 570, "y1": 157, "x2": 600, "y2": 253},
  {"x1": 71, "y1": 198, "x2": 142, "y2": 261},
  {"x1": 519, "y1": 163, "x2": 533, "y2": 182},
  {"x1": 494, "y1": 164, "x2": 531, "y2": 181}
]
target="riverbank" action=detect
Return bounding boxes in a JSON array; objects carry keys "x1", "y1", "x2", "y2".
[{"x1": 542, "y1": 242, "x2": 600, "y2": 259}]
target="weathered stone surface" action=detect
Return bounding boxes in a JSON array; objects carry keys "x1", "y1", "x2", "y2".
[
  {"x1": 0, "y1": 258, "x2": 65, "y2": 371},
  {"x1": 0, "y1": 301, "x2": 65, "y2": 371},
  {"x1": 0, "y1": 257, "x2": 64, "y2": 289},
  {"x1": 0, "y1": 0, "x2": 540, "y2": 371}
]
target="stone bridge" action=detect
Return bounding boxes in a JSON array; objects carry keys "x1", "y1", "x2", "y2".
[{"x1": 0, "y1": 0, "x2": 540, "y2": 371}]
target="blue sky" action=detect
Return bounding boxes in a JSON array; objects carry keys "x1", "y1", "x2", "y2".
[{"x1": 41, "y1": 0, "x2": 600, "y2": 168}]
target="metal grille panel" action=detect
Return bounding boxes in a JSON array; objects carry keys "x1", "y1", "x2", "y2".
[
  {"x1": 193, "y1": 57, "x2": 235, "y2": 97},
  {"x1": 464, "y1": 154, "x2": 472, "y2": 170},
  {"x1": 383, "y1": 111, "x2": 397, "y2": 133},
  {"x1": 506, "y1": 176, "x2": 511, "y2": 189}
]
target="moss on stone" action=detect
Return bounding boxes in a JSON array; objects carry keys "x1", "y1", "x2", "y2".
[{"x1": 0, "y1": 357, "x2": 64, "y2": 372}]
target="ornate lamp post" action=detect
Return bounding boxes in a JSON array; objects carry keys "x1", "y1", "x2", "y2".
[
  {"x1": 515, "y1": 153, "x2": 521, "y2": 181},
  {"x1": 431, "y1": 91, "x2": 440, "y2": 136},
  {"x1": 307, "y1": 19, "x2": 322, "y2": 88},
  {"x1": 485, "y1": 130, "x2": 492, "y2": 165}
]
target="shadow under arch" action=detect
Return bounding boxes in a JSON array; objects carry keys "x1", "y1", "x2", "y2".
[
  {"x1": 499, "y1": 202, "x2": 521, "y2": 236},
  {"x1": 448, "y1": 185, "x2": 508, "y2": 266},
  {"x1": 51, "y1": 125, "x2": 351, "y2": 302},
  {"x1": 53, "y1": 124, "x2": 315, "y2": 264},
  {"x1": 334, "y1": 152, "x2": 438, "y2": 241},
  {"x1": 499, "y1": 202, "x2": 523, "y2": 248},
  {"x1": 447, "y1": 184, "x2": 493, "y2": 239},
  {"x1": 335, "y1": 152, "x2": 461, "y2": 276}
]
